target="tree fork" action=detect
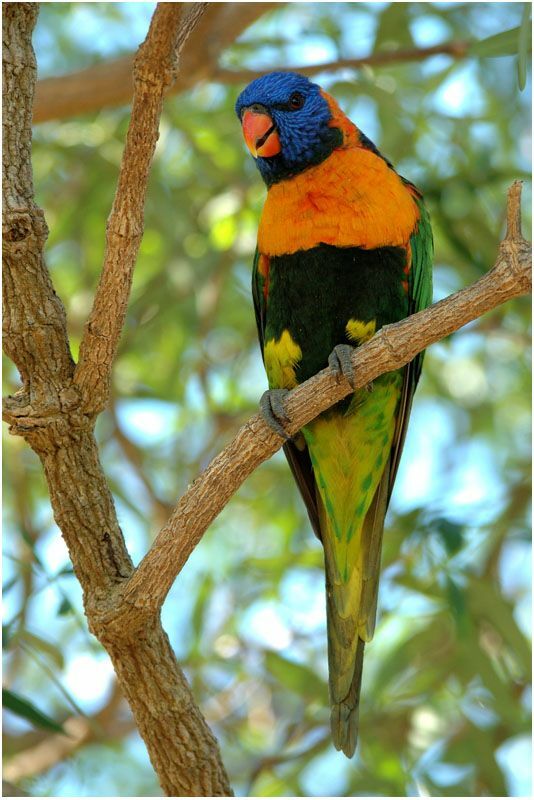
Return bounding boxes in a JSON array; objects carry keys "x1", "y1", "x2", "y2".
[{"x1": 2, "y1": 4, "x2": 232, "y2": 795}]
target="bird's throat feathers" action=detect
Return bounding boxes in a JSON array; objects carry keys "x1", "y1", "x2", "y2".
[{"x1": 258, "y1": 142, "x2": 420, "y2": 256}]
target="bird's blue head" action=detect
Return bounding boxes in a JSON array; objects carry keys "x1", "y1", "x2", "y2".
[{"x1": 235, "y1": 71, "x2": 344, "y2": 186}]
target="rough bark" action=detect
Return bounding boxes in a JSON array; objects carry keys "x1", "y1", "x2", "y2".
[
  {"x1": 2, "y1": 4, "x2": 232, "y2": 796},
  {"x1": 73, "y1": 2, "x2": 205, "y2": 415}
]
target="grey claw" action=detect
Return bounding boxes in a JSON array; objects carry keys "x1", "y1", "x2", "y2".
[
  {"x1": 328, "y1": 344, "x2": 356, "y2": 389},
  {"x1": 260, "y1": 389, "x2": 291, "y2": 440}
]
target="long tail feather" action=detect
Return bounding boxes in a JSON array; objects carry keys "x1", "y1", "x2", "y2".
[
  {"x1": 322, "y1": 463, "x2": 391, "y2": 757},
  {"x1": 329, "y1": 636, "x2": 365, "y2": 757}
]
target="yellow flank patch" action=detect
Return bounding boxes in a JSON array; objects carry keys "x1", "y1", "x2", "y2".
[
  {"x1": 258, "y1": 146, "x2": 419, "y2": 256},
  {"x1": 346, "y1": 318, "x2": 376, "y2": 345},
  {"x1": 264, "y1": 330, "x2": 302, "y2": 390}
]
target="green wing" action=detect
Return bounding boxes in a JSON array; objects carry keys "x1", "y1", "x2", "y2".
[
  {"x1": 251, "y1": 248, "x2": 266, "y2": 353},
  {"x1": 388, "y1": 191, "x2": 434, "y2": 490}
]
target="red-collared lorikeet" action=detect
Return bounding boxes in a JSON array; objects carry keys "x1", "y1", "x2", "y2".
[{"x1": 236, "y1": 71, "x2": 433, "y2": 757}]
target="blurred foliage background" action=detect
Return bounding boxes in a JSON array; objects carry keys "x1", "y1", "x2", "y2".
[{"x1": 3, "y1": 2, "x2": 531, "y2": 797}]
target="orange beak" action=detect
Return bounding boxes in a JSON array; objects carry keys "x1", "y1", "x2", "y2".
[{"x1": 241, "y1": 109, "x2": 281, "y2": 158}]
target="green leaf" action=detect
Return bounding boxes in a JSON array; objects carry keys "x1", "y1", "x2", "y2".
[
  {"x1": 434, "y1": 517, "x2": 464, "y2": 555},
  {"x1": 470, "y1": 26, "x2": 525, "y2": 58},
  {"x1": 3, "y1": 688, "x2": 66, "y2": 734},
  {"x1": 518, "y1": 4, "x2": 531, "y2": 90},
  {"x1": 19, "y1": 630, "x2": 64, "y2": 670},
  {"x1": 3, "y1": 624, "x2": 13, "y2": 649},
  {"x1": 191, "y1": 573, "x2": 214, "y2": 640},
  {"x1": 2, "y1": 575, "x2": 18, "y2": 595},
  {"x1": 265, "y1": 650, "x2": 325, "y2": 698},
  {"x1": 446, "y1": 576, "x2": 470, "y2": 637},
  {"x1": 56, "y1": 564, "x2": 75, "y2": 577},
  {"x1": 466, "y1": 578, "x2": 531, "y2": 676},
  {"x1": 57, "y1": 597, "x2": 73, "y2": 616}
]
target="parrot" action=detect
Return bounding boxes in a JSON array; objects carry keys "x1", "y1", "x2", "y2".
[{"x1": 235, "y1": 71, "x2": 433, "y2": 758}]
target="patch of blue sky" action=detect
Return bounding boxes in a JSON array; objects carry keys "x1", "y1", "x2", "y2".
[
  {"x1": 368, "y1": 610, "x2": 426, "y2": 668},
  {"x1": 339, "y1": 6, "x2": 379, "y2": 55},
  {"x1": 447, "y1": 440, "x2": 506, "y2": 519},
  {"x1": 103, "y1": 442, "x2": 152, "y2": 511},
  {"x1": 34, "y1": 3, "x2": 153, "y2": 77},
  {"x1": 427, "y1": 761, "x2": 475, "y2": 788},
  {"x1": 410, "y1": 12, "x2": 451, "y2": 47},
  {"x1": 115, "y1": 397, "x2": 180, "y2": 446},
  {"x1": 161, "y1": 578, "x2": 199, "y2": 660},
  {"x1": 499, "y1": 541, "x2": 532, "y2": 638},
  {"x1": 232, "y1": 3, "x2": 376, "y2": 69},
  {"x1": 468, "y1": 3, "x2": 524, "y2": 38},
  {"x1": 415, "y1": 132, "x2": 460, "y2": 179},
  {"x1": 345, "y1": 94, "x2": 380, "y2": 142},
  {"x1": 513, "y1": 593, "x2": 532, "y2": 640},
  {"x1": 62, "y1": 650, "x2": 115, "y2": 713},
  {"x1": 300, "y1": 746, "x2": 351, "y2": 796},
  {"x1": 431, "y1": 62, "x2": 487, "y2": 118},
  {"x1": 413, "y1": 735, "x2": 449, "y2": 779},
  {"x1": 288, "y1": 38, "x2": 338, "y2": 68},
  {"x1": 521, "y1": 684, "x2": 532, "y2": 714},
  {"x1": 496, "y1": 734, "x2": 532, "y2": 797},
  {"x1": 239, "y1": 600, "x2": 293, "y2": 650},
  {"x1": 35, "y1": 518, "x2": 71, "y2": 573},
  {"x1": 380, "y1": 577, "x2": 443, "y2": 618},
  {"x1": 65, "y1": 2, "x2": 155, "y2": 59},
  {"x1": 33, "y1": 731, "x2": 156, "y2": 798},
  {"x1": 461, "y1": 680, "x2": 500, "y2": 728},
  {"x1": 280, "y1": 568, "x2": 326, "y2": 634},
  {"x1": 237, "y1": 353, "x2": 269, "y2": 404},
  {"x1": 114, "y1": 497, "x2": 150, "y2": 565},
  {"x1": 433, "y1": 264, "x2": 464, "y2": 301},
  {"x1": 160, "y1": 522, "x2": 243, "y2": 658},
  {"x1": 499, "y1": 539, "x2": 532, "y2": 598},
  {"x1": 447, "y1": 329, "x2": 485, "y2": 358},
  {"x1": 2, "y1": 555, "x2": 25, "y2": 627},
  {"x1": 393, "y1": 398, "x2": 456, "y2": 514},
  {"x1": 420, "y1": 53, "x2": 457, "y2": 78},
  {"x1": 470, "y1": 121, "x2": 500, "y2": 148}
]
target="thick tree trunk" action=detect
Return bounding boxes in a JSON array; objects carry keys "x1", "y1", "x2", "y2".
[{"x1": 2, "y1": 4, "x2": 232, "y2": 795}]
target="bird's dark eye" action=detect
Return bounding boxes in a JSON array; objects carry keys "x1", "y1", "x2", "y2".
[{"x1": 288, "y1": 91, "x2": 305, "y2": 110}]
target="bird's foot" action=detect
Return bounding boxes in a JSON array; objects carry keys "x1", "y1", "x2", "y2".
[
  {"x1": 260, "y1": 389, "x2": 292, "y2": 440},
  {"x1": 328, "y1": 344, "x2": 374, "y2": 393},
  {"x1": 328, "y1": 344, "x2": 356, "y2": 390}
]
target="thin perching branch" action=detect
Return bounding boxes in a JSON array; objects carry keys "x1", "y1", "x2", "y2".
[{"x1": 103, "y1": 182, "x2": 531, "y2": 635}]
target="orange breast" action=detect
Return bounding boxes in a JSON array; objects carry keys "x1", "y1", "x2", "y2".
[{"x1": 258, "y1": 147, "x2": 419, "y2": 257}]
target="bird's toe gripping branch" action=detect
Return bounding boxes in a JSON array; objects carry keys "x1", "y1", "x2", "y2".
[
  {"x1": 328, "y1": 344, "x2": 357, "y2": 389},
  {"x1": 260, "y1": 388, "x2": 292, "y2": 440}
]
